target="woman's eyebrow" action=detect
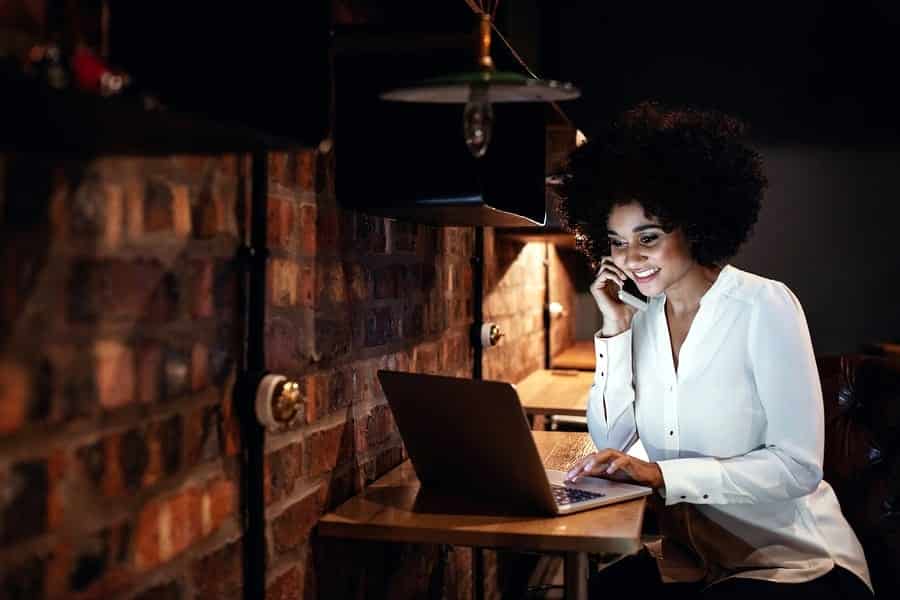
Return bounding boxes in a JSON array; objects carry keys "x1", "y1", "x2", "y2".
[{"x1": 606, "y1": 224, "x2": 663, "y2": 236}]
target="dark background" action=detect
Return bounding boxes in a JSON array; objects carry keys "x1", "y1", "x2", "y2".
[
  {"x1": 106, "y1": 0, "x2": 900, "y2": 353},
  {"x1": 536, "y1": 0, "x2": 900, "y2": 353}
]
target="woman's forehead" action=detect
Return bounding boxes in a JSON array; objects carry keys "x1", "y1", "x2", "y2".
[{"x1": 607, "y1": 202, "x2": 663, "y2": 233}]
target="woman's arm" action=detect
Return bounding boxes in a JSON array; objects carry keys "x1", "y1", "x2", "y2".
[
  {"x1": 586, "y1": 328, "x2": 639, "y2": 454},
  {"x1": 656, "y1": 282, "x2": 824, "y2": 505}
]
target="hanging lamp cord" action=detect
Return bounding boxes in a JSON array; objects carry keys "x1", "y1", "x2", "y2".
[{"x1": 463, "y1": 0, "x2": 574, "y2": 127}]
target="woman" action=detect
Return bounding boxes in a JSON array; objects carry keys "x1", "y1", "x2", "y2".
[{"x1": 560, "y1": 102, "x2": 872, "y2": 598}]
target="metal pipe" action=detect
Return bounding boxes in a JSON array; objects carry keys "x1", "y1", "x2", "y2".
[
  {"x1": 239, "y1": 150, "x2": 268, "y2": 600},
  {"x1": 472, "y1": 226, "x2": 485, "y2": 379}
]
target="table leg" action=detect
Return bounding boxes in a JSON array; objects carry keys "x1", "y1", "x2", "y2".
[
  {"x1": 473, "y1": 547, "x2": 484, "y2": 600},
  {"x1": 564, "y1": 551, "x2": 589, "y2": 600}
]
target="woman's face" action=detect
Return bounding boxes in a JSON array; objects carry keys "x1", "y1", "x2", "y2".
[{"x1": 606, "y1": 201, "x2": 696, "y2": 297}]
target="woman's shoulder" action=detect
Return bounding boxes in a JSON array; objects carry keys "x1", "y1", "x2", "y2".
[{"x1": 724, "y1": 265, "x2": 804, "y2": 316}]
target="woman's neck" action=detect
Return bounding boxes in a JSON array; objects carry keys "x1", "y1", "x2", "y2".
[{"x1": 664, "y1": 264, "x2": 722, "y2": 317}]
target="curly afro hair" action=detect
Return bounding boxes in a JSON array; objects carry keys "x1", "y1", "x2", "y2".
[{"x1": 557, "y1": 101, "x2": 768, "y2": 268}]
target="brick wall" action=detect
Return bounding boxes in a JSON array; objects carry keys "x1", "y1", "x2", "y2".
[
  {"x1": 482, "y1": 232, "x2": 546, "y2": 384},
  {"x1": 0, "y1": 154, "x2": 245, "y2": 599},
  {"x1": 260, "y1": 148, "x2": 476, "y2": 599},
  {"x1": 0, "y1": 154, "x2": 580, "y2": 600},
  {"x1": 548, "y1": 244, "x2": 577, "y2": 360}
]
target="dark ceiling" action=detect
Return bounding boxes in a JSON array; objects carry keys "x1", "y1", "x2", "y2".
[{"x1": 541, "y1": 1, "x2": 900, "y2": 145}]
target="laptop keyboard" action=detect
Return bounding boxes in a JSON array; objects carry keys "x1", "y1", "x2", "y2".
[{"x1": 551, "y1": 484, "x2": 605, "y2": 506}]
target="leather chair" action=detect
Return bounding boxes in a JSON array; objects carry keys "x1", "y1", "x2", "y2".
[{"x1": 819, "y1": 354, "x2": 900, "y2": 598}]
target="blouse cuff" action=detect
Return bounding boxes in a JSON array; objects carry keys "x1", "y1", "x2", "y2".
[
  {"x1": 657, "y1": 457, "x2": 724, "y2": 506},
  {"x1": 593, "y1": 329, "x2": 633, "y2": 426}
]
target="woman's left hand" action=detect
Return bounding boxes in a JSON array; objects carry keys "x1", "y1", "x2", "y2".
[{"x1": 565, "y1": 449, "x2": 665, "y2": 489}]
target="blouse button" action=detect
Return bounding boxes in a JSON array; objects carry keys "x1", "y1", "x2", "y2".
[
  {"x1": 669, "y1": 430, "x2": 674, "y2": 436},
  {"x1": 600, "y1": 372, "x2": 604, "y2": 376},
  {"x1": 703, "y1": 494, "x2": 709, "y2": 499},
  {"x1": 680, "y1": 495, "x2": 686, "y2": 499}
]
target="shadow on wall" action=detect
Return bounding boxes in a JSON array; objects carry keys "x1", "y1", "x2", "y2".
[{"x1": 735, "y1": 143, "x2": 900, "y2": 355}]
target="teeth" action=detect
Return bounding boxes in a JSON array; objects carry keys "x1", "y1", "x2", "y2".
[{"x1": 634, "y1": 268, "x2": 659, "y2": 278}]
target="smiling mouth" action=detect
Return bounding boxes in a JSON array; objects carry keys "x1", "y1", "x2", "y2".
[{"x1": 632, "y1": 267, "x2": 660, "y2": 282}]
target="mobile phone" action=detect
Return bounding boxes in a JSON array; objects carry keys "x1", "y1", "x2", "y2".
[{"x1": 617, "y1": 278, "x2": 648, "y2": 311}]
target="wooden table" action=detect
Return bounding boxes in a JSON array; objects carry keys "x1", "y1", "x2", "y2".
[
  {"x1": 515, "y1": 369, "x2": 593, "y2": 416},
  {"x1": 319, "y1": 431, "x2": 646, "y2": 600},
  {"x1": 551, "y1": 340, "x2": 596, "y2": 371}
]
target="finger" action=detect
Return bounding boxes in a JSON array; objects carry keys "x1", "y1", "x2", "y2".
[
  {"x1": 598, "y1": 258, "x2": 629, "y2": 284},
  {"x1": 565, "y1": 455, "x2": 594, "y2": 481},
  {"x1": 605, "y1": 456, "x2": 628, "y2": 476},
  {"x1": 592, "y1": 269, "x2": 625, "y2": 290}
]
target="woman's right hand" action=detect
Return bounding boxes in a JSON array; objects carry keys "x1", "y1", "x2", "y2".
[{"x1": 590, "y1": 257, "x2": 637, "y2": 337}]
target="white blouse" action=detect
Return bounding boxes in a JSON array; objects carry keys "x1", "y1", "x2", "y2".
[{"x1": 587, "y1": 264, "x2": 872, "y2": 591}]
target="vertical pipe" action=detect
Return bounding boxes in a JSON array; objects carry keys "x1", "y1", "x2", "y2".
[
  {"x1": 472, "y1": 226, "x2": 485, "y2": 380},
  {"x1": 543, "y1": 242, "x2": 551, "y2": 369},
  {"x1": 471, "y1": 229, "x2": 485, "y2": 599},
  {"x1": 240, "y1": 150, "x2": 268, "y2": 600}
]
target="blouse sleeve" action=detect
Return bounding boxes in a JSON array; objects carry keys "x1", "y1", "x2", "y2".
[
  {"x1": 586, "y1": 328, "x2": 639, "y2": 454},
  {"x1": 657, "y1": 282, "x2": 824, "y2": 506}
]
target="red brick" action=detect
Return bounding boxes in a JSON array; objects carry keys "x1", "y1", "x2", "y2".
[
  {"x1": 168, "y1": 487, "x2": 202, "y2": 557},
  {"x1": 316, "y1": 261, "x2": 345, "y2": 306},
  {"x1": 220, "y1": 394, "x2": 241, "y2": 457},
  {"x1": 269, "y1": 152, "x2": 290, "y2": 186},
  {"x1": 136, "y1": 342, "x2": 163, "y2": 405},
  {"x1": 191, "y1": 343, "x2": 209, "y2": 392},
  {"x1": 306, "y1": 421, "x2": 351, "y2": 477},
  {"x1": 134, "y1": 500, "x2": 161, "y2": 570},
  {"x1": 366, "y1": 404, "x2": 395, "y2": 447},
  {"x1": 144, "y1": 180, "x2": 191, "y2": 237},
  {"x1": 124, "y1": 178, "x2": 145, "y2": 240},
  {"x1": 93, "y1": 341, "x2": 135, "y2": 411},
  {"x1": 271, "y1": 487, "x2": 324, "y2": 555},
  {"x1": 0, "y1": 359, "x2": 29, "y2": 434},
  {"x1": 316, "y1": 208, "x2": 340, "y2": 254},
  {"x1": 347, "y1": 263, "x2": 370, "y2": 302},
  {"x1": 265, "y1": 441, "x2": 304, "y2": 506},
  {"x1": 268, "y1": 195, "x2": 295, "y2": 250},
  {"x1": 195, "y1": 178, "x2": 238, "y2": 238},
  {"x1": 266, "y1": 566, "x2": 303, "y2": 600},
  {"x1": 296, "y1": 264, "x2": 314, "y2": 308},
  {"x1": 47, "y1": 449, "x2": 67, "y2": 530},
  {"x1": 203, "y1": 477, "x2": 236, "y2": 535},
  {"x1": 305, "y1": 370, "x2": 350, "y2": 425},
  {"x1": 192, "y1": 540, "x2": 242, "y2": 599},
  {"x1": 295, "y1": 149, "x2": 316, "y2": 191},
  {"x1": 191, "y1": 260, "x2": 215, "y2": 319},
  {"x1": 268, "y1": 258, "x2": 300, "y2": 307},
  {"x1": 134, "y1": 481, "x2": 219, "y2": 571},
  {"x1": 299, "y1": 204, "x2": 316, "y2": 255},
  {"x1": 265, "y1": 315, "x2": 313, "y2": 374}
]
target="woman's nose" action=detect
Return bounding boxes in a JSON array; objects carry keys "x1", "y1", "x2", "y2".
[{"x1": 624, "y1": 245, "x2": 645, "y2": 267}]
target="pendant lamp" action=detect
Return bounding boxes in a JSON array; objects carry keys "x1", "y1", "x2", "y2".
[{"x1": 379, "y1": 5, "x2": 580, "y2": 158}]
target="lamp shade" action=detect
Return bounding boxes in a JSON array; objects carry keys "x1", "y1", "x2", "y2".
[{"x1": 380, "y1": 70, "x2": 580, "y2": 103}]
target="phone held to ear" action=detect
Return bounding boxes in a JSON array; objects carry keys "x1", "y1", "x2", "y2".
[{"x1": 618, "y1": 278, "x2": 649, "y2": 311}]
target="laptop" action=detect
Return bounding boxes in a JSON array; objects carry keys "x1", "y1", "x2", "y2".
[{"x1": 377, "y1": 370, "x2": 652, "y2": 516}]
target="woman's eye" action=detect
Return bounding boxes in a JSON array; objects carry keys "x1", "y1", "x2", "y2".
[
  {"x1": 609, "y1": 239, "x2": 626, "y2": 248},
  {"x1": 639, "y1": 235, "x2": 659, "y2": 245}
]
